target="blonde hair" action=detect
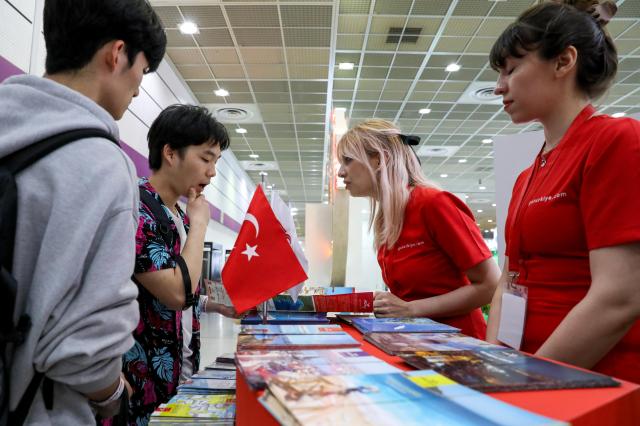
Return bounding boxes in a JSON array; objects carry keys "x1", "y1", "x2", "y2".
[{"x1": 337, "y1": 119, "x2": 435, "y2": 249}]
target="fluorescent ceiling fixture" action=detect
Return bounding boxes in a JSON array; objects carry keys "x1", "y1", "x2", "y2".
[
  {"x1": 419, "y1": 108, "x2": 431, "y2": 114},
  {"x1": 445, "y1": 63, "x2": 461, "y2": 72},
  {"x1": 440, "y1": 174, "x2": 448, "y2": 178},
  {"x1": 612, "y1": 112, "x2": 626, "y2": 118},
  {"x1": 492, "y1": 203, "x2": 496, "y2": 207},
  {"x1": 477, "y1": 209, "x2": 483, "y2": 213},
  {"x1": 482, "y1": 138, "x2": 493, "y2": 144},
  {"x1": 235, "y1": 128, "x2": 247, "y2": 134},
  {"x1": 249, "y1": 154, "x2": 259, "y2": 159},
  {"x1": 214, "y1": 88, "x2": 229, "y2": 97},
  {"x1": 458, "y1": 159, "x2": 467, "y2": 163},
  {"x1": 334, "y1": 107, "x2": 347, "y2": 112},
  {"x1": 290, "y1": 207, "x2": 299, "y2": 213},
  {"x1": 479, "y1": 185, "x2": 486, "y2": 190},
  {"x1": 259, "y1": 171, "x2": 268, "y2": 176},
  {"x1": 488, "y1": 219, "x2": 493, "y2": 223},
  {"x1": 338, "y1": 62, "x2": 354, "y2": 70},
  {"x1": 464, "y1": 195, "x2": 469, "y2": 199},
  {"x1": 178, "y1": 21, "x2": 199, "y2": 35},
  {"x1": 266, "y1": 185, "x2": 273, "y2": 189}
]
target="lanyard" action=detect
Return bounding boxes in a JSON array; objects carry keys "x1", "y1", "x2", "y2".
[{"x1": 507, "y1": 105, "x2": 597, "y2": 274}]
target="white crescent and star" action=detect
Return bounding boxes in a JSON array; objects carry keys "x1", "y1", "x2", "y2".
[{"x1": 241, "y1": 213, "x2": 260, "y2": 261}]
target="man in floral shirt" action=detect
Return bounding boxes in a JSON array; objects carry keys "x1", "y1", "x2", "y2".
[{"x1": 123, "y1": 105, "x2": 231, "y2": 424}]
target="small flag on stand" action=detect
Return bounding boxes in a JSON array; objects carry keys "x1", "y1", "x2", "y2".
[{"x1": 222, "y1": 186, "x2": 308, "y2": 313}]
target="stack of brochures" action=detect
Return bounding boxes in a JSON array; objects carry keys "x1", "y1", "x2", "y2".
[
  {"x1": 351, "y1": 317, "x2": 460, "y2": 335},
  {"x1": 236, "y1": 348, "x2": 400, "y2": 390},
  {"x1": 241, "y1": 311, "x2": 330, "y2": 325},
  {"x1": 259, "y1": 369, "x2": 567, "y2": 426},
  {"x1": 149, "y1": 393, "x2": 236, "y2": 425}
]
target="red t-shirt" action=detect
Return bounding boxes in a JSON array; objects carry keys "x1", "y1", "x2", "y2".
[
  {"x1": 377, "y1": 186, "x2": 492, "y2": 339},
  {"x1": 505, "y1": 105, "x2": 640, "y2": 383}
]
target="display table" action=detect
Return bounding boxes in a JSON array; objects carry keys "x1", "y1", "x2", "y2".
[{"x1": 236, "y1": 322, "x2": 640, "y2": 425}]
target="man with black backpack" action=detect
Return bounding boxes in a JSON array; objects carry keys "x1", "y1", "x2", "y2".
[{"x1": 0, "y1": 0, "x2": 166, "y2": 424}]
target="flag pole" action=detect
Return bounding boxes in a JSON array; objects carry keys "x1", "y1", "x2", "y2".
[{"x1": 260, "y1": 173, "x2": 268, "y2": 325}]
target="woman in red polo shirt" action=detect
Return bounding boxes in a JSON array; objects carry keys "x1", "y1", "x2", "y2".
[
  {"x1": 486, "y1": 1, "x2": 640, "y2": 383},
  {"x1": 337, "y1": 119, "x2": 500, "y2": 339}
]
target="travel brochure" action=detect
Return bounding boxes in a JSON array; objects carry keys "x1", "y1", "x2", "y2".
[
  {"x1": 235, "y1": 348, "x2": 400, "y2": 390},
  {"x1": 270, "y1": 292, "x2": 374, "y2": 313},
  {"x1": 236, "y1": 333, "x2": 360, "y2": 351},
  {"x1": 239, "y1": 324, "x2": 344, "y2": 335},
  {"x1": 364, "y1": 332, "x2": 502, "y2": 355},
  {"x1": 177, "y1": 378, "x2": 236, "y2": 394},
  {"x1": 259, "y1": 370, "x2": 566, "y2": 426},
  {"x1": 351, "y1": 317, "x2": 461, "y2": 334},
  {"x1": 149, "y1": 394, "x2": 235, "y2": 425},
  {"x1": 401, "y1": 348, "x2": 619, "y2": 393},
  {"x1": 241, "y1": 311, "x2": 330, "y2": 325}
]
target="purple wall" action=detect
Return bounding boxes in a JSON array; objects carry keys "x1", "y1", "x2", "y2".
[{"x1": 0, "y1": 54, "x2": 235, "y2": 233}]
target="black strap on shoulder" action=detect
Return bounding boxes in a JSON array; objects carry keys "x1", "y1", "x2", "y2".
[
  {"x1": 0, "y1": 128, "x2": 119, "y2": 174},
  {"x1": 138, "y1": 189, "x2": 195, "y2": 309},
  {"x1": 8, "y1": 372, "x2": 43, "y2": 426}
]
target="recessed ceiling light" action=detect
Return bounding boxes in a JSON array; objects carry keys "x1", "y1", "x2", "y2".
[
  {"x1": 479, "y1": 186, "x2": 486, "y2": 190},
  {"x1": 458, "y1": 159, "x2": 467, "y2": 163},
  {"x1": 338, "y1": 62, "x2": 354, "y2": 70},
  {"x1": 259, "y1": 171, "x2": 268, "y2": 176},
  {"x1": 446, "y1": 63, "x2": 461, "y2": 72},
  {"x1": 249, "y1": 154, "x2": 259, "y2": 159},
  {"x1": 488, "y1": 219, "x2": 493, "y2": 223},
  {"x1": 178, "y1": 21, "x2": 199, "y2": 35},
  {"x1": 440, "y1": 173, "x2": 448, "y2": 178},
  {"x1": 214, "y1": 88, "x2": 229, "y2": 97},
  {"x1": 419, "y1": 108, "x2": 431, "y2": 114},
  {"x1": 335, "y1": 107, "x2": 347, "y2": 112},
  {"x1": 612, "y1": 112, "x2": 626, "y2": 118},
  {"x1": 464, "y1": 195, "x2": 469, "y2": 199},
  {"x1": 492, "y1": 203, "x2": 496, "y2": 207},
  {"x1": 477, "y1": 209, "x2": 483, "y2": 213},
  {"x1": 482, "y1": 138, "x2": 493, "y2": 144},
  {"x1": 235, "y1": 128, "x2": 247, "y2": 134}
]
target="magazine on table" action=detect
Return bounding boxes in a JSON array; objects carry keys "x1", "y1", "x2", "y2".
[
  {"x1": 351, "y1": 317, "x2": 460, "y2": 334},
  {"x1": 270, "y1": 292, "x2": 374, "y2": 313},
  {"x1": 364, "y1": 332, "x2": 501, "y2": 355},
  {"x1": 239, "y1": 324, "x2": 344, "y2": 335},
  {"x1": 401, "y1": 348, "x2": 619, "y2": 392},
  {"x1": 236, "y1": 348, "x2": 400, "y2": 390},
  {"x1": 259, "y1": 370, "x2": 566, "y2": 426},
  {"x1": 237, "y1": 333, "x2": 360, "y2": 351},
  {"x1": 241, "y1": 311, "x2": 330, "y2": 325},
  {"x1": 149, "y1": 394, "x2": 235, "y2": 425}
]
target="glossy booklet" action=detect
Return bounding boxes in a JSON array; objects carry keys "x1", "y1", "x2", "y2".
[
  {"x1": 236, "y1": 333, "x2": 360, "y2": 351},
  {"x1": 351, "y1": 317, "x2": 460, "y2": 334},
  {"x1": 259, "y1": 370, "x2": 566, "y2": 426},
  {"x1": 236, "y1": 348, "x2": 400, "y2": 390}
]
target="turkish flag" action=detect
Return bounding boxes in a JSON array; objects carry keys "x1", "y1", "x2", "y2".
[{"x1": 222, "y1": 186, "x2": 308, "y2": 312}]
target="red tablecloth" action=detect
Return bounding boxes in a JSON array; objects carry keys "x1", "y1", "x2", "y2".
[{"x1": 236, "y1": 323, "x2": 640, "y2": 426}]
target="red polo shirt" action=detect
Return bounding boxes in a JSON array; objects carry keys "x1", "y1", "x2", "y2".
[
  {"x1": 377, "y1": 186, "x2": 492, "y2": 339},
  {"x1": 505, "y1": 105, "x2": 640, "y2": 383}
]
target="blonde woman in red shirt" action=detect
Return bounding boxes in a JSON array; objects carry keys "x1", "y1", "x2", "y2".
[
  {"x1": 337, "y1": 119, "x2": 500, "y2": 339},
  {"x1": 486, "y1": 0, "x2": 640, "y2": 383}
]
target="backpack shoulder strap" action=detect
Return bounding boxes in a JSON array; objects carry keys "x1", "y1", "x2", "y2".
[
  {"x1": 1, "y1": 128, "x2": 119, "y2": 174},
  {"x1": 137, "y1": 189, "x2": 194, "y2": 308}
]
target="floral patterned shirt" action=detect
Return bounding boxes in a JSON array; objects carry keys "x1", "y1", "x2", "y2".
[{"x1": 121, "y1": 178, "x2": 201, "y2": 425}]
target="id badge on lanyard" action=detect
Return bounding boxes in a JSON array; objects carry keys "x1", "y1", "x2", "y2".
[{"x1": 497, "y1": 272, "x2": 528, "y2": 350}]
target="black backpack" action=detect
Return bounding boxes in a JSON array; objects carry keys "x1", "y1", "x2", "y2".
[{"x1": 0, "y1": 129, "x2": 118, "y2": 426}]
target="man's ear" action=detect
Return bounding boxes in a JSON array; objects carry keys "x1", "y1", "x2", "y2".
[
  {"x1": 555, "y1": 45, "x2": 578, "y2": 79},
  {"x1": 103, "y1": 40, "x2": 127, "y2": 73},
  {"x1": 162, "y1": 144, "x2": 177, "y2": 167}
]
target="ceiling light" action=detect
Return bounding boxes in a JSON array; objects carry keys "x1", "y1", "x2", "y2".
[
  {"x1": 446, "y1": 63, "x2": 461, "y2": 72},
  {"x1": 440, "y1": 174, "x2": 448, "y2": 178},
  {"x1": 477, "y1": 209, "x2": 483, "y2": 213},
  {"x1": 464, "y1": 195, "x2": 469, "y2": 199},
  {"x1": 482, "y1": 138, "x2": 493, "y2": 144},
  {"x1": 335, "y1": 107, "x2": 347, "y2": 112},
  {"x1": 214, "y1": 88, "x2": 229, "y2": 97},
  {"x1": 338, "y1": 62, "x2": 354, "y2": 70},
  {"x1": 419, "y1": 108, "x2": 431, "y2": 114},
  {"x1": 266, "y1": 185, "x2": 273, "y2": 189},
  {"x1": 479, "y1": 186, "x2": 486, "y2": 190},
  {"x1": 249, "y1": 154, "x2": 259, "y2": 159},
  {"x1": 458, "y1": 159, "x2": 467, "y2": 163},
  {"x1": 488, "y1": 219, "x2": 493, "y2": 223},
  {"x1": 492, "y1": 203, "x2": 496, "y2": 207},
  {"x1": 235, "y1": 128, "x2": 247, "y2": 134},
  {"x1": 178, "y1": 21, "x2": 199, "y2": 35},
  {"x1": 259, "y1": 171, "x2": 268, "y2": 176},
  {"x1": 612, "y1": 112, "x2": 626, "y2": 118},
  {"x1": 290, "y1": 207, "x2": 299, "y2": 213}
]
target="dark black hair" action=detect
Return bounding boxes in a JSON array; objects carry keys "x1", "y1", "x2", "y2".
[
  {"x1": 148, "y1": 105, "x2": 231, "y2": 171},
  {"x1": 43, "y1": 0, "x2": 166, "y2": 74},
  {"x1": 489, "y1": 2, "x2": 617, "y2": 99}
]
